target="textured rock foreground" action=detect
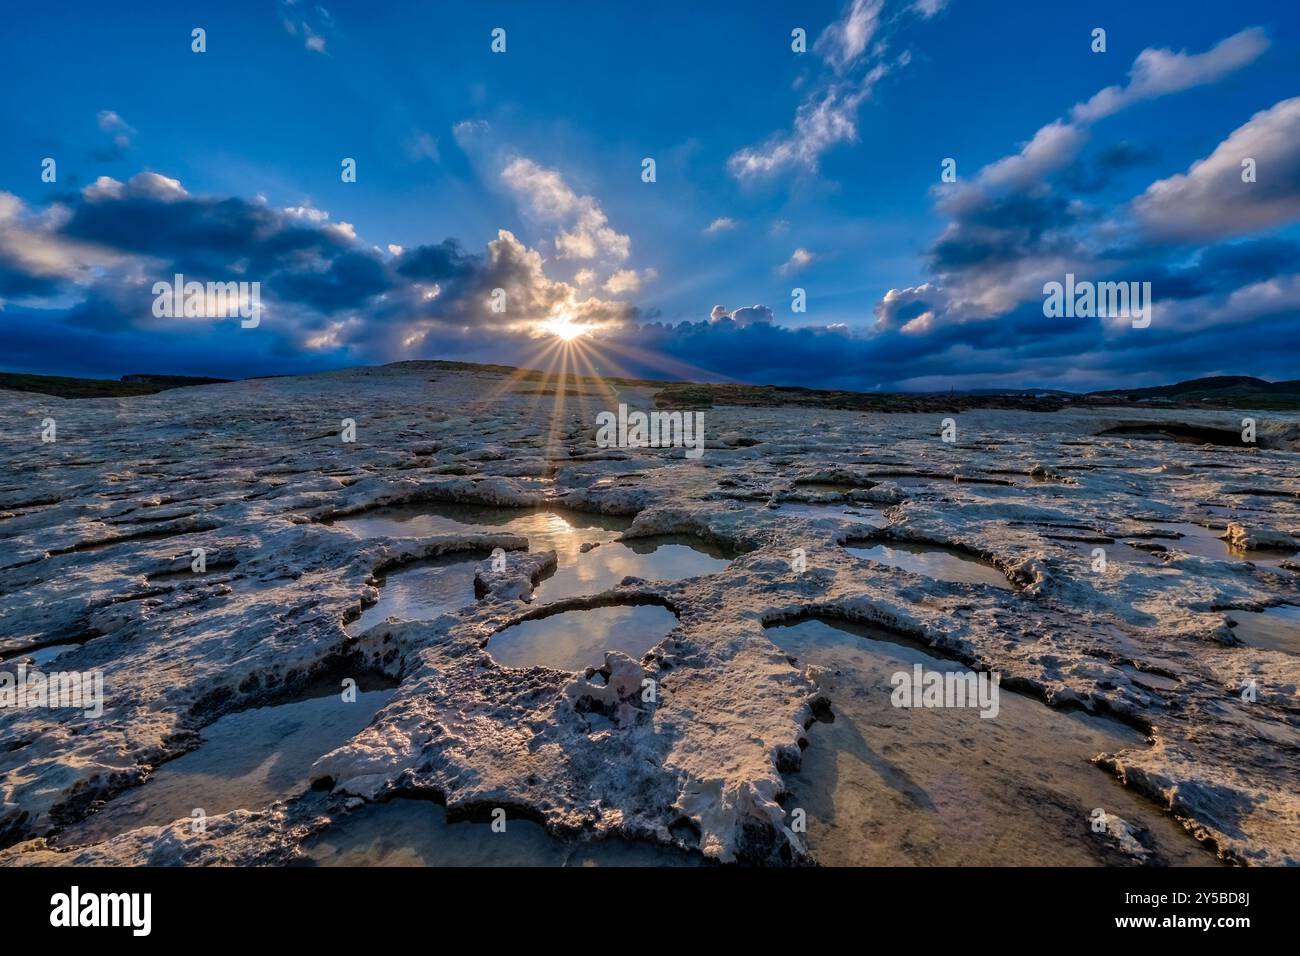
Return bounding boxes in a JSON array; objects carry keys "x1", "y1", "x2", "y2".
[{"x1": 1, "y1": 362, "x2": 1298, "y2": 865}]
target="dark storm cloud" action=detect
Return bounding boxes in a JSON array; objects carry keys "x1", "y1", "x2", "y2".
[
  {"x1": 270, "y1": 249, "x2": 392, "y2": 313},
  {"x1": 394, "y1": 239, "x2": 479, "y2": 281}
]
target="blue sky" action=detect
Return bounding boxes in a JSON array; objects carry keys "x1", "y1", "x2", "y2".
[{"x1": 1, "y1": 0, "x2": 1298, "y2": 390}]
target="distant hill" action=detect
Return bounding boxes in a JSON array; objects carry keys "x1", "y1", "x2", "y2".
[
  {"x1": 1086, "y1": 376, "x2": 1300, "y2": 410},
  {"x1": 3, "y1": 364, "x2": 1298, "y2": 411},
  {"x1": 0, "y1": 372, "x2": 230, "y2": 399}
]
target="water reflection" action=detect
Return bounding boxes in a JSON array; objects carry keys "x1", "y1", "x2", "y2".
[
  {"x1": 1229, "y1": 604, "x2": 1300, "y2": 654},
  {"x1": 54, "y1": 678, "x2": 396, "y2": 847},
  {"x1": 534, "y1": 535, "x2": 731, "y2": 602},
  {"x1": 767, "y1": 617, "x2": 1215, "y2": 866},
  {"x1": 488, "y1": 603, "x2": 678, "y2": 671},
  {"x1": 846, "y1": 540, "x2": 1014, "y2": 589},
  {"x1": 304, "y1": 797, "x2": 700, "y2": 867}
]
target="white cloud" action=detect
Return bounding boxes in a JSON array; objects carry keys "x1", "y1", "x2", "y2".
[
  {"x1": 976, "y1": 120, "x2": 1089, "y2": 192},
  {"x1": 284, "y1": 204, "x2": 330, "y2": 223},
  {"x1": 1133, "y1": 96, "x2": 1300, "y2": 242},
  {"x1": 302, "y1": 23, "x2": 326, "y2": 53},
  {"x1": 778, "y1": 248, "x2": 815, "y2": 276},
  {"x1": 911, "y1": 0, "x2": 948, "y2": 18},
  {"x1": 96, "y1": 110, "x2": 135, "y2": 150},
  {"x1": 602, "y1": 267, "x2": 657, "y2": 295},
  {"x1": 83, "y1": 171, "x2": 187, "y2": 203},
  {"x1": 500, "y1": 157, "x2": 631, "y2": 261},
  {"x1": 1072, "y1": 28, "x2": 1270, "y2": 125},
  {"x1": 0, "y1": 191, "x2": 127, "y2": 287},
  {"x1": 815, "y1": 0, "x2": 885, "y2": 73},
  {"x1": 452, "y1": 120, "x2": 490, "y2": 148},
  {"x1": 710, "y1": 304, "x2": 774, "y2": 326},
  {"x1": 728, "y1": 67, "x2": 887, "y2": 181},
  {"x1": 704, "y1": 217, "x2": 738, "y2": 234},
  {"x1": 963, "y1": 28, "x2": 1270, "y2": 198}
]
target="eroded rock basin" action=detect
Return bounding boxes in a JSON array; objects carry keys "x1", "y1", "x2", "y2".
[
  {"x1": 768, "y1": 617, "x2": 1216, "y2": 866},
  {"x1": 534, "y1": 535, "x2": 732, "y2": 602},
  {"x1": 303, "y1": 797, "x2": 701, "y2": 867},
  {"x1": 340, "y1": 500, "x2": 732, "y2": 632},
  {"x1": 333, "y1": 502, "x2": 630, "y2": 560},
  {"x1": 1228, "y1": 605, "x2": 1300, "y2": 654},
  {"x1": 52, "y1": 677, "x2": 396, "y2": 848},
  {"x1": 488, "y1": 603, "x2": 678, "y2": 671},
  {"x1": 348, "y1": 552, "x2": 482, "y2": 635},
  {"x1": 846, "y1": 540, "x2": 1015, "y2": 590},
  {"x1": 1137, "y1": 520, "x2": 1296, "y2": 566}
]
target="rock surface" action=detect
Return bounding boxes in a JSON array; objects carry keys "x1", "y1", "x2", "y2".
[{"x1": 1, "y1": 362, "x2": 1298, "y2": 865}]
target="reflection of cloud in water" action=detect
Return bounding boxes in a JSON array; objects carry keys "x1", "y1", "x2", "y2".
[
  {"x1": 304, "y1": 797, "x2": 700, "y2": 867},
  {"x1": 846, "y1": 541, "x2": 1013, "y2": 589},
  {"x1": 766, "y1": 617, "x2": 1216, "y2": 867},
  {"x1": 55, "y1": 687, "x2": 396, "y2": 847},
  {"x1": 534, "y1": 536, "x2": 732, "y2": 602},
  {"x1": 488, "y1": 604, "x2": 678, "y2": 671},
  {"x1": 1229, "y1": 604, "x2": 1300, "y2": 654}
]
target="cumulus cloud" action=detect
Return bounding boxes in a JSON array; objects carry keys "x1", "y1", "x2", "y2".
[
  {"x1": 1132, "y1": 96, "x2": 1300, "y2": 242},
  {"x1": 882, "y1": 28, "x2": 1276, "y2": 334},
  {"x1": 704, "y1": 217, "x2": 738, "y2": 234},
  {"x1": 500, "y1": 157, "x2": 631, "y2": 261},
  {"x1": 961, "y1": 28, "x2": 1268, "y2": 199},
  {"x1": 0, "y1": 169, "x2": 637, "y2": 365},
  {"x1": 975, "y1": 121, "x2": 1089, "y2": 192},
  {"x1": 709, "y1": 304, "x2": 774, "y2": 326},
  {"x1": 0, "y1": 193, "x2": 125, "y2": 298},
  {"x1": 873, "y1": 283, "x2": 950, "y2": 334},
  {"x1": 602, "y1": 268, "x2": 656, "y2": 295}
]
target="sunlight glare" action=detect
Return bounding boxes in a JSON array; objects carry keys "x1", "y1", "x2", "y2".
[{"x1": 542, "y1": 317, "x2": 591, "y2": 341}]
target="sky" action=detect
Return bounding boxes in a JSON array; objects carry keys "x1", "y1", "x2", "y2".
[{"x1": 0, "y1": 0, "x2": 1298, "y2": 391}]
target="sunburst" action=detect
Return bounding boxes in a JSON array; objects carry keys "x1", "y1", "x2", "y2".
[{"x1": 540, "y1": 317, "x2": 592, "y2": 341}]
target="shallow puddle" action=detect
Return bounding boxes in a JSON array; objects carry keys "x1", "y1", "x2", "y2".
[
  {"x1": 488, "y1": 603, "x2": 678, "y2": 671},
  {"x1": 55, "y1": 678, "x2": 396, "y2": 847},
  {"x1": 302, "y1": 797, "x2": 700, "y2": 867},
  {"x1": 4, "y1": 643, "x2": 82, "y2": 668},
  {"x1": 533, "y1": 535, "x2": 731, "y2": 602},
  {"x1": 333, "y1": 504, "x2": 631, "y2": 571},
  {"x1": 846, "y1": 540, "x2": 1014, "y2": 590},
  {"x1": 1228, "y1": 605, "x2": 1300, "y2": 654},
  {"x1": 1138, "y1": 521, "x2": 1294, "y2": 566},
  {"x1": 348, "y1": 553, "x2": 482, "y2": 635},
  {"x1": 766, "y1": 617, "x2": 1215, "y2": 866}
]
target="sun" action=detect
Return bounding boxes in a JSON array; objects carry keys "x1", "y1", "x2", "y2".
[{"x1": 542, "y1": 317, "x2": 591, "y2": 341}]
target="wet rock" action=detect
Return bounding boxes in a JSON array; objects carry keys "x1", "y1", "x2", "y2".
[
  {"x1": 0, "y1": 363, "x2": 1297, "y2": 866},
  {"x1": 1221, "y1": 521, "x2": 1299, "y2": 553}
]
